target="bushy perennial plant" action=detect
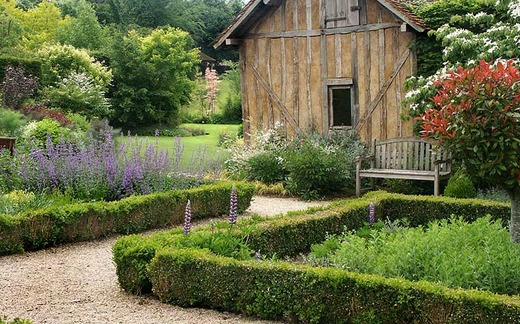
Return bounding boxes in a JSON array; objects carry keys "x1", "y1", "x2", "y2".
[
  {"x1": 225, "y1": 125, "x2": 366, "y2": 199},
  {"x1": 308, "y1": 216, "x2": 520, "y2": 295}
]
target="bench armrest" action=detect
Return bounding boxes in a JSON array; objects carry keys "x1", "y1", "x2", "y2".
[
  {"x1": 434, "y1": 157, "x2": 451, "y2": 165},
  {"x1": 356, "y1": 155, "x2": 374, "y2": 162}
]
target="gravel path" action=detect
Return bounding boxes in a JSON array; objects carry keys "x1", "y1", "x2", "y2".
[{"x1": 0, "y1": 196, "x2": 330, "y2": 324}]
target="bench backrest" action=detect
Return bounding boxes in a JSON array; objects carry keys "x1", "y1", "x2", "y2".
[{"x1": 372, "y1": 137, "x2": 450, "y2": 172}]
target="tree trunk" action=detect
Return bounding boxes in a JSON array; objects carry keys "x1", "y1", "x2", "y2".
[{"x1": 510, "y1": 186, "x2": 520, "y2": 243}]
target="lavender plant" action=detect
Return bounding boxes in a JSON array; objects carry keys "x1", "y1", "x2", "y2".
[{"x1": 2, "y1": 130, "x2": 220, "y2": 201}]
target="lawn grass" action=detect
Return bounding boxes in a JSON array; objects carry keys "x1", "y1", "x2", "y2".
[{"x1": 124, "y1": 123, "x2": 240, "y2": 166}]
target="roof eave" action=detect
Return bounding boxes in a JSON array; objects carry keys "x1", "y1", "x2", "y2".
[
  {"x1": 213, "y1": 0, "x2": 263, "y2": 49},
  {"x1": 377, "y1": 0, "x2": 427, "y2": 33}
]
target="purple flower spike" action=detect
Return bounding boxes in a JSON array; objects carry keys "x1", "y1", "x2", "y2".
[
  {"x1": 183, "y1": 199, "x2": 192, "y2": 235},
  {"x1": 368, "y1": 203, "x2": 376, "y2": 227},
  {"x1": 228, "y1": 185, "x2": 238, "y2": 225}
]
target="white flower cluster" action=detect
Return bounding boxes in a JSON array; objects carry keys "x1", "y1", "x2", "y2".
[{"x1": 509, "y1": 0, "x2": 520, "y2": 20}]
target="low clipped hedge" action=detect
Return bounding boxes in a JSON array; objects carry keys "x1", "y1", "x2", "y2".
[
  {"x1": 113, "y1": 191, "x2": 517, "y2": 322},
  {"x1": 0, "y1": 181, "x2": 254, "y2": 255}
]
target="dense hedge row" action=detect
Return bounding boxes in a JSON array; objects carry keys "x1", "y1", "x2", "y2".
[
  {"x1": 113, "y1": 192, "x2": 517, "y2": 322},
  {"x1": 0, "y1": 181, "x2": 255, "y2": 255},
  {"x1": 149, "y1": 249, "x2": 520, "y2": 323}
]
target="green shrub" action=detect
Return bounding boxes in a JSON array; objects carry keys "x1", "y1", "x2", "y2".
[
  {"x1": 0, "y1": 181, "x2": 255, "y2": 255},
  {"x1": 0, "y1": 108, "x2": 26, "y2": 137},
  {"x1": 41, "y1": 71, "x2": 112, "y2": 119},
  {"x1": 308, "y1": 216, "x2": 520, "y2": 295},
  {"x1": 0, "y1": 316, "x2": 32, "y2": 324},
  {"x1": 285, "y1": 141, "x2": 348, "y2": 199},
  {"x1": 22, "y1": 118, "x2": 71, "y2": 147},
  {"x1": 0, "y1": 190, "x2": 75, "y2": 215},
  {"x1": 444, "y1": 169, "x2": 477, "y2": 198},
  {"x1": 246, "y1": 152, "x2": 286, "y2": 185}
]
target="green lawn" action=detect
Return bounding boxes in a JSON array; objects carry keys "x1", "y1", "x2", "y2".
[{"x1": 124, "y1": 123, "x2": 241, "y2": 166}]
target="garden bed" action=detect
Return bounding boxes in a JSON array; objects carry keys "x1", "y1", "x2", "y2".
[
  {"x1": 113, "y1": 191, "x2": 520, "y2": 323},
  {"x1": 0, "y1": 181, "x2": 254, "y2": 255}
]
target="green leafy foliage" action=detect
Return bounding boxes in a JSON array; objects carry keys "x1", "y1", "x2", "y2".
[
  {"x1": 22, "y1": 118, "x2": 71, "y2": 147},
  {"x1": 38, "y1": 43, "x2": 111, "y2": 90},
  {"x1": 308, "y1": 216, "x2": 520, "y2": 295},
  {"x1": 109, "y1": 27, "x2": 199, "y2": 128},
  {"x1": 417, "y1": 60, "x2": 520, "y2": 241},
  {"x1": 0, "y1": 181, "x2": 255, "y2": 255},
  {"x1": 0, "y1": 108, "x2": 26, "y2": 137},
  {"x1": 0, "y1": 316, "x2": 32, "y2": 324},
  {"x1": 285, "y1": 141, "x2": 348, "y2": 200},
  {"x1": 246, "y1": 152, "x2": 286, "y2": 185},
  {"x1": 225, "y1": 128, "x2": 366, "y2": 199},
  {"x1": 115, "y1": 192, "x2": 517, "y2": 322},
  {"x1": 55, "y1": 0, "x2": 105, "y2": 51},
  {"x1": 444, "y1": 169, "x2": 477, "y2": 198},
  {"x1": 41, "y1": 71, "x2": 112, "y2": 119}
]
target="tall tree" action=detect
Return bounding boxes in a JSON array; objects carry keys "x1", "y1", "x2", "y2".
[
  {"x1": 418, "y1": 60, "x2": 520, "y2": 243},
  {"x1": 109, "y1": 27, "x2": 199, "y2": 128},
  {"x1": 56, "y1": 0, "x2": 106, "y2": 51}
]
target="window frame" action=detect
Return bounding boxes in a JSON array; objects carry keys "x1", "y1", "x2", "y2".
[{"x1": 327, "y1": 78, "x2": 355, "y2": 130}]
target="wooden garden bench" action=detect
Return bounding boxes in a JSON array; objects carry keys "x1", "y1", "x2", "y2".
[{"x1": 355, "y1": 137, "x2": 451, "y2": 197}]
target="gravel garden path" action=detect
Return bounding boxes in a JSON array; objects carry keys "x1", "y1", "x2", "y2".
[{"x1": 0, "y1": 196, "x2": 331, "y2": 324}]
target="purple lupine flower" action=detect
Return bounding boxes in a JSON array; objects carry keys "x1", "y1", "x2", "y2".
[
  {"x1": 183, "y1": 199, "x2": 192, "y2": 235},
  {"x1": 368, "y1": 203, "x2": 376, "y2": 227},
  {"x1": 229, "y1": 185, "x2": 238, "y2": 225}
]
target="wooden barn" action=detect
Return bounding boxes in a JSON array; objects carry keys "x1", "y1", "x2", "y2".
[{"x1": 213, "y1": 0, "x2": 427, "y2": 142}]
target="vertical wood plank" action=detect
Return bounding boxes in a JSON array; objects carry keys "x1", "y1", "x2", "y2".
[
  {"x1": 293, "y1": 0, "x2": 299, "y2": 130},
  {"x1": 419, "y1": 142, "x2": 425, "y2": 170},
  {"x1": 393, "y1": 28, "x2": 402, "y2": 137},
  {"x1": 239, "y1": 45, "x2": 249, "y2": 140},
  {"x1": 413, "y1": 141, "x2": 419, "y2": 169},
  {"x1": 253, "y1": 37, "x2": 263, "y2": 129},
  {"x1": 281, "y1": 0, "x2": 287, "y2": 134},
  {"x1": 306, "y1": 0, "x2": 313, "y2": 128},
  {"x1": 402, "y1": 141, "x2": 408, "y2": 169},
  {"x1": 320, "y1": 0, "x2": 328, "y2": 133},
  {"x1": 364, "y1": 30, "x2": 371, "y2": 141},
  {"x1": 351, "y1": 33, "x2": 359, "y2": 132},
  {"x1": 378, "y1": 7, "x2": 386, "y2": 139},
  {"x1": 266, "y1": 39, "x2": 274, "y2": 128},
  {"x1": 425, "y1": 143, "x2": 431, "y2": 171},
  {"x1": 335, "y1": 34, "x2": 341, "y2": 78},
  {"x1": 359, "y1": 0, "x2": 367, "y2": 25}
]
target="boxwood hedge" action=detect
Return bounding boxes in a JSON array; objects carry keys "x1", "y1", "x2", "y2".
[
  {"x1": 0, "y1": 181, "x2": 255, "y2": 255},
  {"x1": 113, "y1": 191, "x2": 518, "y2": 323}
]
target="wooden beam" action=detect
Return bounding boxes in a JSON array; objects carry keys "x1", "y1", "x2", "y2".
[
  {"x1": 225, "y1": 38, "x2": 242, "y2": 46},
  {"x1": 356, "y1": 48, "x2": 410, "y2": 132},
  {"x1": 250, "y1": 63, "x2": 303, "y2": 134},
  {"x1": 263, "y1": 0, "x2": 281, "y2": 6},
  {"x1": 249, "y1": 22, "x2": 401, "y2": 38}
]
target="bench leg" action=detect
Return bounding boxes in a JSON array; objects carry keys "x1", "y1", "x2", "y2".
[{"x1": 434, "y1": 165, "x2": 440, "y2": 196}]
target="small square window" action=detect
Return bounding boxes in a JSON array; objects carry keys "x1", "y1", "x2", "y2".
[{"x1": 329, "y1": 86, "x2": 353, "y2": 127}]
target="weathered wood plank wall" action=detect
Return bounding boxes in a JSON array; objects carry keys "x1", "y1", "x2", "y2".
[{"x1": 240, "y1": 0, "x2": 415, "y2": 141}]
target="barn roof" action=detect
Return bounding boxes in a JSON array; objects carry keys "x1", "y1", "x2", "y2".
[{"x1": 213, "y1": 0, "x2": 427, "y2": 48}]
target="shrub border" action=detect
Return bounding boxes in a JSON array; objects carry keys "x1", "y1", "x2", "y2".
[
  {"x1": 0, "y1": 181, "x2": 255, "y2": 255},
  {"x1": 113, "y1": 191, "x2": 519, "y2": 322}
]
